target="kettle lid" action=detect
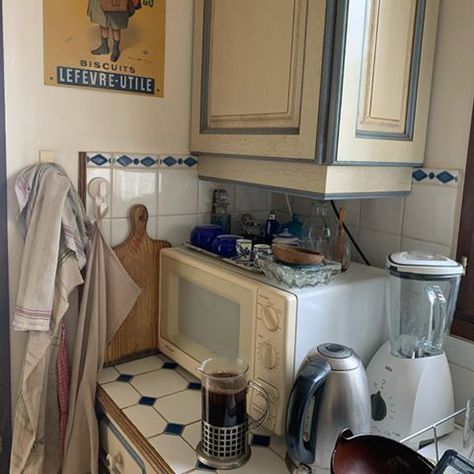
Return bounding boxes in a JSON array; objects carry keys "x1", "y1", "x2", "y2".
[{"x1": 307, "y1": 343, "x2": 361, "y2": 371}]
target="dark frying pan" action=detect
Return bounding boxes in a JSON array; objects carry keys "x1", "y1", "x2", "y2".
[{"x1": 331, "y1": 429, "x2": 435, "y2": 474}]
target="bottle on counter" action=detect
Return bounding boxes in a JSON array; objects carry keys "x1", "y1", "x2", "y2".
[
  {"x1": 283, "y1": 214, "x2": 304, "y2": 239},
  {"x1": 265, "y1": 211, "x2": 279, "y2": 244},
  {"x1": 302, "y1": 201, "x2": 336, "y2": 254},
  {"x1": 210, "y1": 189, "x2": 231, "y2": 233}
]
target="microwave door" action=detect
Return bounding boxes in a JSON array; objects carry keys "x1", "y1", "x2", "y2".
[{"x1": 160, "y1": 255, "x2": 257, "y2": 372}]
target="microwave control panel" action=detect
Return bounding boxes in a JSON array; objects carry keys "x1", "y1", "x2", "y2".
[{"x1": 252, "y1": 288, "x2": 296, "y2": 435}]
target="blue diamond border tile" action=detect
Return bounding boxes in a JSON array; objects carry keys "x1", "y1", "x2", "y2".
[
  {"x1": 184, "y1": 156, "x2": 198, "y2": 168},
  {"x1": 163, "y1": 156, "x2": 177, "y2": 167},
  {"x1": 412, "y1": 168, "x2": 459, "y2": 187},
  {"x1": 87, "y1": 153, "x2": 111, "y2": 167},
  {"x1": 117, "y1": 155, "x2": 133, "y2": 167},
  {"x1": 412, "y1": 169, "x2": 428, "y2": 182},
  {"x1": 436, "y1": 171, "x2": 455, "y2": 184}
]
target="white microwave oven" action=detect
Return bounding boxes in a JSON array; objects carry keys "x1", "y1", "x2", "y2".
[{"x1": 158, "y1": 247, "x2": 387, "y2": 435}]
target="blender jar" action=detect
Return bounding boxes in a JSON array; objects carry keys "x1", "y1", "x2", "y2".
[{"x1": 386, "y1": 251, "x2": 463, "y2": 359}]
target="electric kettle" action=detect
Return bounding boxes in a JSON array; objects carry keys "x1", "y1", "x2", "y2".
[{"x1": 286, "y1": 343, "x2": 371, "y2": 473}]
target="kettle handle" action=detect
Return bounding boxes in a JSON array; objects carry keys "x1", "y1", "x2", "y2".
[{"x1": 286, "y1": 359, "x2": 331, "y2": 465}]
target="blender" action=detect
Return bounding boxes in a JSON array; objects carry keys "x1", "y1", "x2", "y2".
[{"x1": 366, "y1": 251, "x2": 464, "y2": 447}]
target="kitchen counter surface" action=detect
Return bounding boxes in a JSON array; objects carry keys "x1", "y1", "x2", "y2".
[{"x1": 98, "y1": 353, "x2": 288, "y2": 473}]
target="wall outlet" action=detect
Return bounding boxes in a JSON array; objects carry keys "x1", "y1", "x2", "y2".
[{"x1": 39, "y1": 150, "x2": 55, "y2": 163}]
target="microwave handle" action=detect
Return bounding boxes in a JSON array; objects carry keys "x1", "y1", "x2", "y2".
[{"x1": 286, "y1": 360, "x2": 331, "y2": 465}]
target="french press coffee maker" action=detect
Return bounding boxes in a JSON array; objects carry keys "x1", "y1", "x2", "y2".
[{"x1": 196, "y1": 357, "x2": 270, "y2": 469}]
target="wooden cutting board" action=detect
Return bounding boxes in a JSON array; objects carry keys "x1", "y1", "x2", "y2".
[{"x1": 105, "y1": 204, "x2": 171, "y2": 365}]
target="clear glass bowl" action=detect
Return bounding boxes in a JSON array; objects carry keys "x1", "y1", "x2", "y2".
[{"x1": 258, "y1": 256, "x2": 341, "y2": 288}]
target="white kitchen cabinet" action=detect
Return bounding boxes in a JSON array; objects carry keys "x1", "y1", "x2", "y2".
[
  {"x1": 334, "y1": 0, "x2": 439, "y2": 165},
  {"x1": 192, "y1": 0, "x2": 440, "y2": 198},
  {"x1": 191, "y1": 0, "x2": 326, "y2": 160}
]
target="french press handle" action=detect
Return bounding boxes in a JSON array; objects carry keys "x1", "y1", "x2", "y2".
[{"x1": 248, "y1": 380, "x2": 270, "y2": 430}]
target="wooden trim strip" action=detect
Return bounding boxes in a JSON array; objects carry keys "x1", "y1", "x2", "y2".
[
  {"x1": 97, "y1": 385, "x2": 174, "y2": 474},
  {"x1": 0, "y1": 0, "x2": 12, "y2": 467},
  {"x1": 451, "y1": 318, "x2": 474, "y2": 342},
  {"x1": 454, "y1": 102, "x2": 474, "y2": 342},
  {"x1": 78, "y1": 151, "x2": 88, "y2": 205}
]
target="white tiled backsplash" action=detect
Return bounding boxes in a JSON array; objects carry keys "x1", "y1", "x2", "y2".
[
  {"x1": 84, "y1": 152, "x2": 273, "y2": 247},
  {"x1": 272, "y1": 167, "x2": 473, "y2": 416},
  {"x1": 86, "y1": 157, "x2": 473, "y2": 416}
]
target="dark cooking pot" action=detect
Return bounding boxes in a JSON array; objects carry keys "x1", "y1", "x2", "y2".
[{"x1": 331, "y1": 429, "x2": 435, "y2": 474}]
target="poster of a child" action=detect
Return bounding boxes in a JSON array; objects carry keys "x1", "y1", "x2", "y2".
[
  {"x1": 43, "y1": 0, "x2": 165, "y2": 96},
  {"x1": 88, "y1": 0, "x2": 142, "y2": 62}
]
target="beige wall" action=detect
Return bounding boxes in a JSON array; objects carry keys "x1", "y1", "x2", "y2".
[
  {"x1": 3, "y1": 0, "x2": 194, "y2": 400},
  {"x1": 424, "y1": 0, "x2": 474, "y2": 170}
]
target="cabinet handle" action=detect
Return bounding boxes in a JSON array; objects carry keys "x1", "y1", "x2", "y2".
[{"x1": 105, "y1": 453, "x2": 123, "y2": 473}]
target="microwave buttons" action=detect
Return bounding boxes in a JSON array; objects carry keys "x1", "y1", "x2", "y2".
[
  {"x1": 260, "y1": 342, "x2": 278, "y2": 370},
  {"x1": 261, "y1": 305, "x2": 280, "y2": 332}
]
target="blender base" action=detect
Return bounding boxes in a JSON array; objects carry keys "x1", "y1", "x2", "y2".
[{"x1": 367, "y1": 341, "x2": 455, "y2": 448}]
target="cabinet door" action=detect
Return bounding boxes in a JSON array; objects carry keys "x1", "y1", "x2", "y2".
[
  {"x1": 329, "y1": 0, "x2": 439, "y2": 165},
  {"x1": 191, "y1": 0, "x2": 327, "y2": 160},
  {"x1": 99, "y1": 414, "x2": 147, "y2": 474}
]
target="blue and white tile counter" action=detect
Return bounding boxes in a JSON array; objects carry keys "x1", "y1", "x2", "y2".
[{"x1": 98, "y1": 354, "x2": 288, "y2": 473}]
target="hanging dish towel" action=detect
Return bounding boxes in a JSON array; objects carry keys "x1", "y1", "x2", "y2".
[
  {"x1": 10, "y1": 163, "x2": 90, "y2": 474},
  {"x1": 62, "y1": 223, "x2": 141, "y2": 474}
]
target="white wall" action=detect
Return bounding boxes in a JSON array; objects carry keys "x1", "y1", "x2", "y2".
[
  {"x1": 3, "y1": 0, "x2": 194, "y2": 401},
  {"x1": 424, "y1": 0, "x2": 474, "y2": 170}
]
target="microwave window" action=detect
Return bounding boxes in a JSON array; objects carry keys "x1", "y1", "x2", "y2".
[{"x1": 179, "y1": 279, "x2": 240, "y2": 358}]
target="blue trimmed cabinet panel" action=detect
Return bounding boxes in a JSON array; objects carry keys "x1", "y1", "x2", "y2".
[
  {"x1": 333, "y1": 0, "x2": 439, "y2": 165},
  {"x1": 99, "y1": 413, "x2": 148, "y2": 474},
  {"x1": 192, "y1": 0, "x2": 440, "y2": 199}
]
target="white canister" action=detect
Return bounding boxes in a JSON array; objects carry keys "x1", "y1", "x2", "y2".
[
  {"x1": 236, "y1": 239, "x2": 253, "y2": 261},
  {"x1": 253, "y1": 244, "x2": 272, "y2": 262}
]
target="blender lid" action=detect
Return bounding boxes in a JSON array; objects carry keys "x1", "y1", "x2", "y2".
[{"x1": 387, "y1": 251, "x2": 464, "y2": 276}]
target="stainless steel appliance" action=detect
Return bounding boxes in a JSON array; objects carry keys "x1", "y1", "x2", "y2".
[
  {"x1": 367, "y1": 251, "x2": 464, "y2": 447},
  {"x1": 286, "y1": 343, "x2": 371, "y2": 473},
  {"x1": 159, "y1": 247, "x2": 388, "y2": 435}
]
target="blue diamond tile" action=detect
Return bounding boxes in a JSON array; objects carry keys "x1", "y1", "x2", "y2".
[
  {"x1": 117, "y1": 155, "x2": 133, "y2": 167},
  {"x1": 141, "y1": 156, "x2": 156, "y2": 167},
  {"x1": 117, "y1": 374, "x2": 133, "y2": 383},
  {"x1": 138, "y1": 396, "x2": 157, "y2": 406},
  {"x1": 184, "y1": 156, "x2": 198, "y2": 168},
  {"x1": 162, "y1": 362, "x2": 178, "y2": 370},
  {"x1": 436, "y1": 171, "x2": 455, "y2": 184},
  {"x1": 163, "y1": 156, "x2": 177, "y2": 167},
  {"x1": 412, "y1": 169, "x2": 428, "y2": 182},
  {"x1": 164, "y1": 423, "x2": 184, "y2": 435},
  {"x1": 90, "y1": 154, "x2": 109, "y2": 166},
  {"x1": 195, "y1": 461, "x2": 216, "y2": 471},
  {"x1": 187, "y1": 382, "x2": 201, "y2": 391},
  {"x1": 252, "y1": 434, "x2": 271, "y2": 447}
]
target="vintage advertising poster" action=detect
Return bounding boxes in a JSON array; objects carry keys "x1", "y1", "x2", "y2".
[{"x1": 44, "y1": 0, "x2": 166, "y2": 97}]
